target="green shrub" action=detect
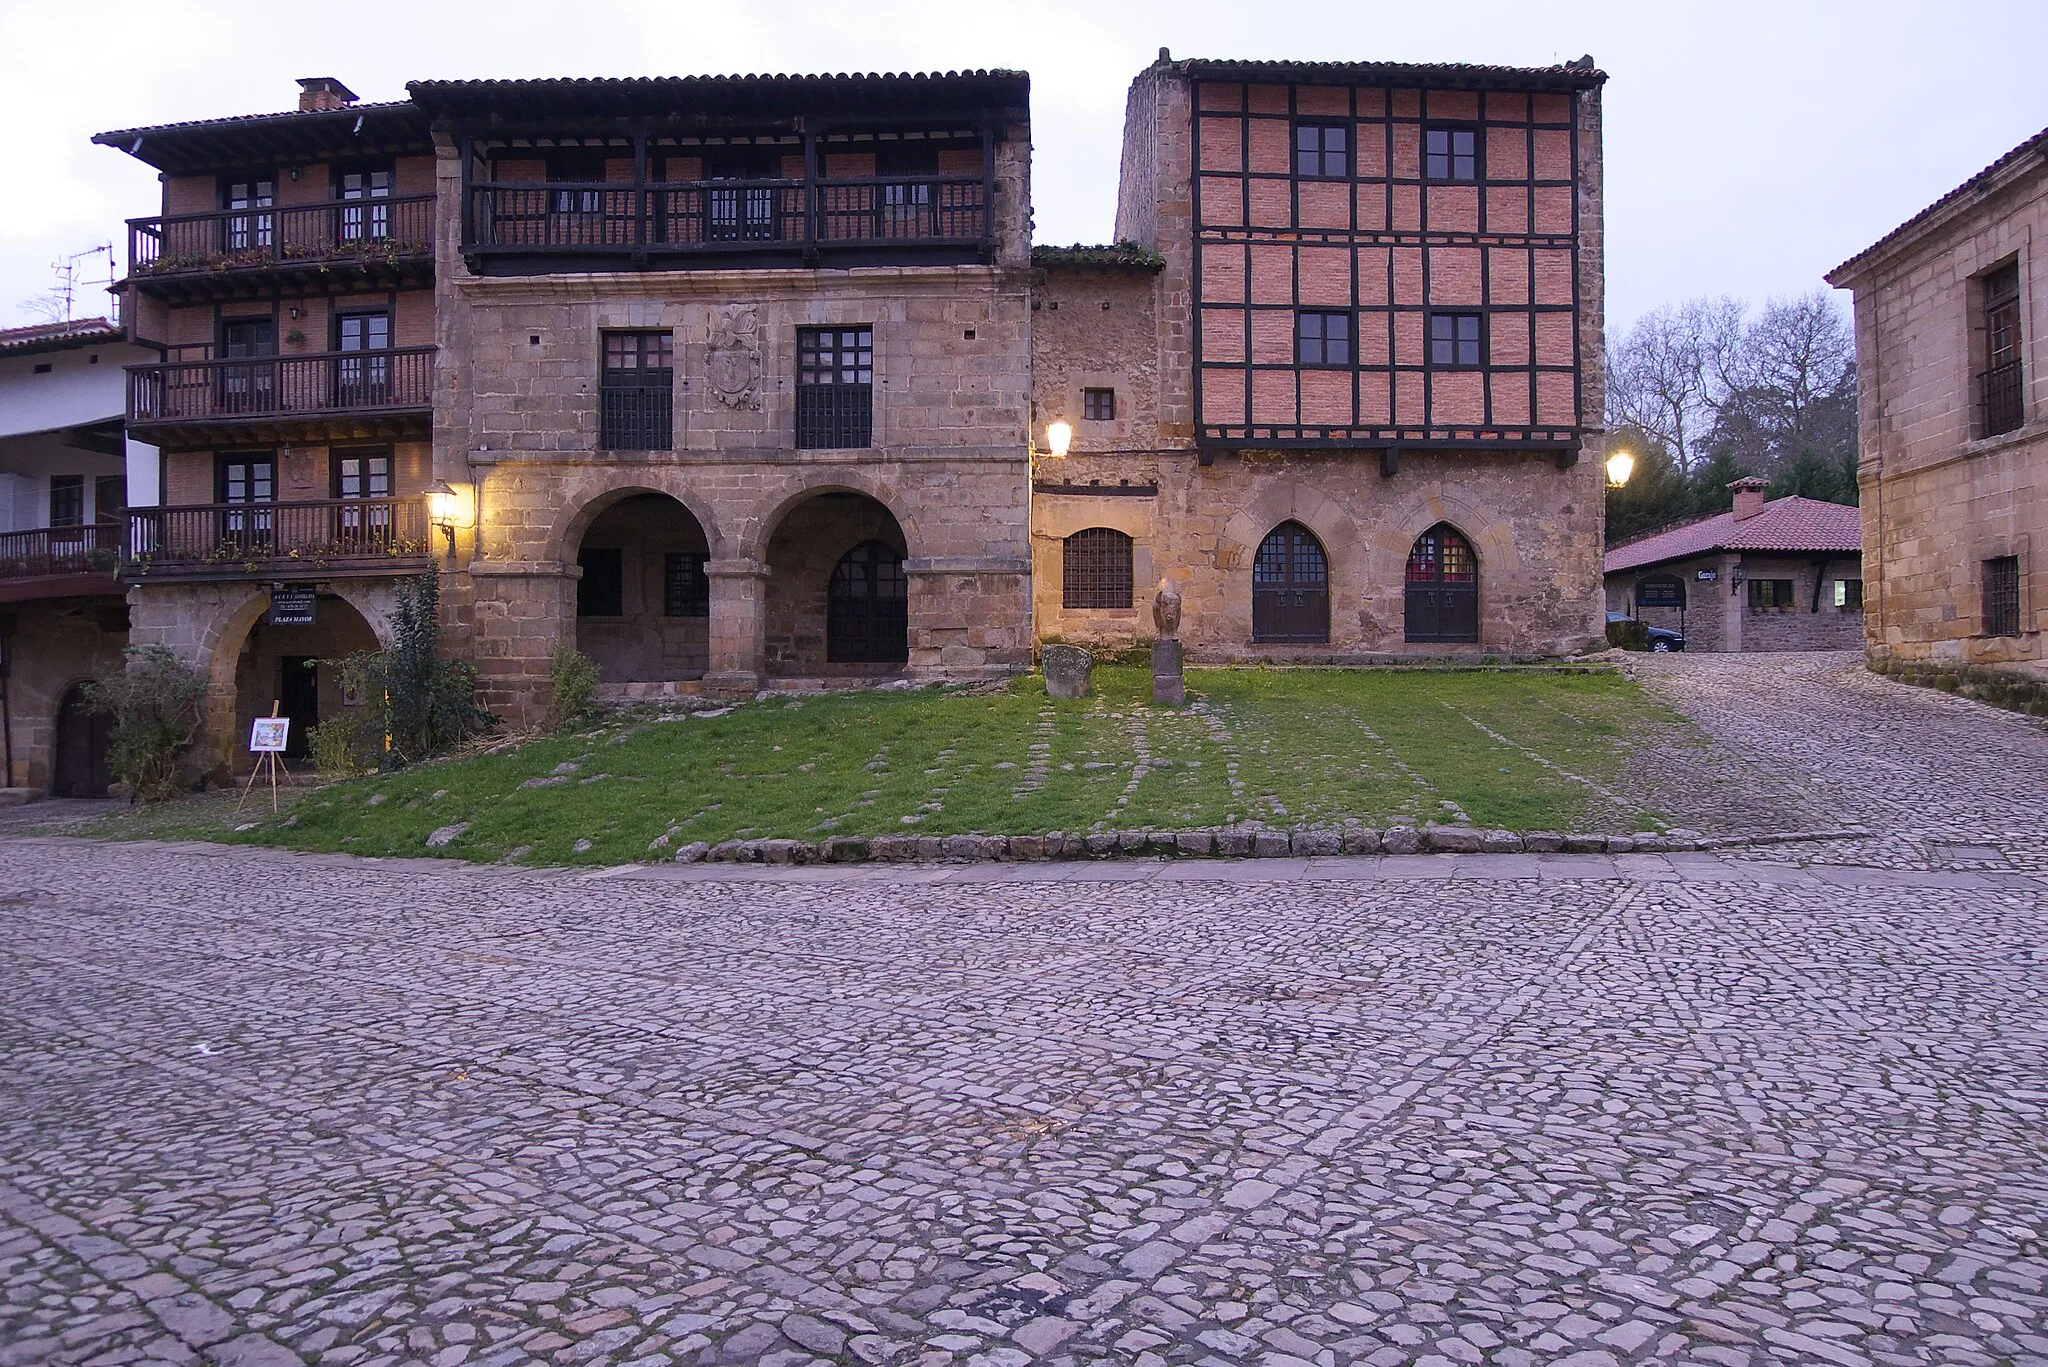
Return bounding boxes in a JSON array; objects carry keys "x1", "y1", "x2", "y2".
[
  {"x1": 305, "y1": 702, "x2": 382, "y2": 779},
  {"x1": 83, "y1": 646, "x2": 208, "y2": 802},
  {"x1": 546, "y1": 646, "x2": 601, "y2": 732},
  {"x1": 328, "y1": 575, "x2": 493, "y2": 769},
  {"x1": 1605, "y1": 618, "x2": 1650, "y2": 651}
]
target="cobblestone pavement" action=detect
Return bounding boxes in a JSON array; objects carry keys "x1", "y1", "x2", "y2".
[{"x1": 3, "y1": 654, "x2": 2046, "y2": 1367}]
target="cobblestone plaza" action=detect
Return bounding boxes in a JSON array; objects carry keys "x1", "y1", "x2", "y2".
[{"x1": 3, "y1": 655, "x2": 2045, "y2": 1366}]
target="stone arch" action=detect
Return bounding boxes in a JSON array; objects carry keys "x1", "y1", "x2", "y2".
[
  {"x1": 743, "y1": 470, "x2": 918, "y2": 565},
  {"x1": 1216, "y1": 474, "x2": 1363, "y2": 645},
  {"x1": 546, "y1": 476, "x2": 726, "y2": 569},
  {"x1": 760, "y1": 488, "x2": 912, "y2": 677}
]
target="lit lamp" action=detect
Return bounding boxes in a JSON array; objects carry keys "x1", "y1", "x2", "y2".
[
  {"x1": 1604, "y1": 449, "x2": 1636, "y2": 488},
  {"x1": 425, "y1": 480, "x2": 475, "y2": 563},
  {"x1": 1044, "y1": 419, "x2": 1073, "y2": 458}
]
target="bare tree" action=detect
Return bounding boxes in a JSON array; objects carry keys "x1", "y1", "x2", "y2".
[
  {"x1": 1728, "y1": 291, "x2": 1856, "y2": 454},
  {"x1": 1605, "y1": 296, "x2": 1743, "y2": 472}
]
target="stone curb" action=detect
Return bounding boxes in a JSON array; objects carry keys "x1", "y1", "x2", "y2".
[{"x1": 665, "y1": 824, "x2": 1874, "y2": 866}]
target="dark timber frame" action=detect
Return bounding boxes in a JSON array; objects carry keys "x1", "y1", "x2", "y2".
[{"x1": 1185, "y1": 62, "x2": 1599, "y2": 457}]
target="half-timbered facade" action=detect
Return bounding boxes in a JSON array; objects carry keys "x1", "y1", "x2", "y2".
[{"x1": 1032, "y1": 55, "x2": 1607, "y2": 658}]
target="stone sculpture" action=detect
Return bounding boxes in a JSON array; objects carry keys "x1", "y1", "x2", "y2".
[
  {"x1": 1151, "y1": 578, "x2": 1186, "y2": 705},
  {"x1": 706, "y1": 304, "x2": 762, "y2": 410}
]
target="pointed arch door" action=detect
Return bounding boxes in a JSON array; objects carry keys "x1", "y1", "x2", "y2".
[
  {"x1": 1405, "y1": 524, "x2": 1479, "y2": 643},
  {"x1": 827, "y1": 539, "x2": 909, "y2": 663},
  {"x1": 1252, "y1": 521, "x2": 1330, "y2": 643}
]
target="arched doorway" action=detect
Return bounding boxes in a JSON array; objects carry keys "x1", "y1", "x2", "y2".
[
  {"x1": 573, "y1": 493, "x2": 712, "y2": 683},
  {"x1": 230, "y1": 593, "x2": 381, "y2": 769},
  {"x1": 52, "y1": 684, "x2": 112, "y2": 799},
  {"x1": 1405, "y1": 524, "x2": 1479, "y2": 643},
  {"x1": 764, "y1": 491, "x2": 909, "y2": 675},
  {"x1": 1252, "y1": 520, "x2": 1329, "y2": 643}
]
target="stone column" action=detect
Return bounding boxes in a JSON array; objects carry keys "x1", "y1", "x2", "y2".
[
  {"x1": 704, "y1": 558, "x2": 767, "y2": 695},
  {"x1": 469, "y1": 562, "x2": 577, "y2": 727}
]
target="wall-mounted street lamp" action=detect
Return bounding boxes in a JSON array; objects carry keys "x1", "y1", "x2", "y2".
[
  {"x1": 426, "y1": 480, "x2": 475, "y2": 564},
  {"x1": 1604, "y1": 449, "x2": 1636, "y2": 488},
  {"x1": 1043, "y1": 420, "x2": 1073, "y2": 458}
]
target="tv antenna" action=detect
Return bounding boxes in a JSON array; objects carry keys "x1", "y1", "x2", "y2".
[{"x1": 36, "y1": 244, "x2": 118, "y2": 323}]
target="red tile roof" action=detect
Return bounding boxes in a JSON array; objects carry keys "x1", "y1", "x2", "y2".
[
  {"x1": 1828, "y1": 125, "x2": 2048, "y2": 284},
  {"x1": 0, "y1": 318, "x2": 125, "y2": 357},
  {"x1": 1604, "y1": 496, "x2": 1862, "y2": 574}
]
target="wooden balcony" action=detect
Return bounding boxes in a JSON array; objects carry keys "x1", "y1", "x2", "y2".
[
  {"x1": 0, "y1": 524, "x2": 123, "y2": 603},
  {"x1": 124, "y1": 498, "x2": 432, "y2": 582},
  {"x1": 125, "y1": 196, "x2": 435, "y2": 300},
  {"x1": 125, "y1": 347, "x2": 434, "y2": 447},
  {"x1": 464, "y1": 176, "x2": 991, "y2": 272}
]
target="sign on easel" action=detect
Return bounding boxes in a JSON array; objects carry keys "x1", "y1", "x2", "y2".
[{"x1": 236, "y1": 705, "x2": 290, "y2": 814}]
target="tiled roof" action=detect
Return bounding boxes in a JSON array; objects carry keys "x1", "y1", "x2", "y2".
[
  {"x1": 1827, "y1": 125, "x2": 2048, "y2": 284},
  {"x1": 93, "y1": 100, "x2": 431, "y2": 173},
  {"x1": 1031, "y1": 242, "x2": 1165, "y2": 271},
  {"x1": 1171, "y1": 55, "x2": 1606, "y2": 91},
  {"x1": 0, "y1": 318, "x2": 125, "y2": 357},
  {"x1": 1604, "y1": 496, "x2": 1862, "y2": 575},
  {"x1": 408, "y1": 71, "x2": 1030, "y2": 121}
]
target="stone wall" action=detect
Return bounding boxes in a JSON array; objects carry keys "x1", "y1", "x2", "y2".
[
  {"x1": 1606, "y1": 554, "x2": 1865, "y2": 652},
  {"x1": 1, "y1": 596, "x2": 128, "y2": 791},
  {"x1": 1836, "y1": 153, "x2": 2045, "y2": 670}
]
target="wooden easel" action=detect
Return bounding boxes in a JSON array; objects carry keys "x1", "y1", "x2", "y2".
[{"x1": 236, "y1": 701, "x2": 285, "y2": 814}]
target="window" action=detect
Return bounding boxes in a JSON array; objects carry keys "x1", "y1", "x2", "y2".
[
  {"x1": 548, "y1": 150, "x2": 606, "y2": 216},
  {"x1": 336, "y1": 311, "x2": 392, "y2": 404},
  {"x1": 222, "y1": 174, "x2": 275, "y2": 250},
  {"x1": 706, "y1": 146, "x2": 782, "y2": 241},
  {"x1": 1294, "y1": 123, "x2": 1349, "y2": 178},
  {"x1": 336, "y1": 165, "x2": 393, "y2": 241},
  {"x1": 1062, "y1": 528, "x2": 1134, "y2": 609},
  {"x1": 1984, "y1": 556, "x2": 2020, "y2": 637},
  {"x1": 600, "y1": 331, "x2": 674, "y2": 451},
  {"x1": 94, "y1": 476, "x2": 125, "y2": 525},
  {"x1": 1834, "y1": 578, "x2": 1864, "y2": 611},
  {"x1": 49, "y1": 475, "x2": 84, "y2": 528},
  {"x1": 1425, "y1": 126, "x2": 1478, "y2": 182},
  {"x1": 796, "y1": 327, "x2": 875, "y2": 449},
  {"x1": 216, "y1": 453, "x2": 275, "y2": 541},
  {"x1": 1083, "y1": 387, "x2": 1116, "y2": 421},
  {"x1": 577, "y1": 547, "x2": 624, "y2": 617},
  {"x1": 1980, "y1": 262, "x2": 2024, "y2": 437},
  {"x1": 664, "y1": 552, "x2": 710, "y2": 617},
  {"x1": 1429, "y1": 313, "x2": 1484, "y2": 368},
  {"x1": 1747, "y1": 578, "x2": 1796, "y2": 612},
  {"x1": 333, "y1": 449, "x2": 393, "y2": 544},
  {"x1": 878, "y1": 142, "x2": 939, "y2": 213},
  {"x1": 218, "y1": 316, "x2": 277, "y2": 414},
  {"x1": 1296, "y1": 311, "x2": 1352, "y2": 366}
]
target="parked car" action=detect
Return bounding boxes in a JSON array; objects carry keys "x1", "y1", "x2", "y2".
[{"x1": 1606, "y1": 611, "x2": 1685, "y2": 652}]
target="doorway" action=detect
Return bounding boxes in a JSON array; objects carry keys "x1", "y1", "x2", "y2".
[
  {"x1": 52, "y1": 684, "x2": 112, "y2": 798},
  {"x1": 278, "y1": 656, "x2": 318, "y2": 760}
]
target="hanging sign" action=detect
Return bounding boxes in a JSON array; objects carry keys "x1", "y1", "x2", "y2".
[
  {"x1": 268, "y1": 584, "x2": 317, "y2": 626},
  {"x1": 1695, "y1": 569, "x2": 1719, "y2": 583}
]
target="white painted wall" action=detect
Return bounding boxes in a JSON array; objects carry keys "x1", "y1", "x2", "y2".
[{"x1": 0, "y1": 336, "x2": 159, "y2": 520}]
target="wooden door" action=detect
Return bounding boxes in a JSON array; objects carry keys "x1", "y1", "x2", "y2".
[
  {"x1": 1405, "y1": 525, "x2": 1479, "y2": 643},
  {"x1": 52, "y1": 685, "x2": 111, "y2": 798},
  {"x1": 1252, "y1": 521, "x2": 1330, "y2": 643}
]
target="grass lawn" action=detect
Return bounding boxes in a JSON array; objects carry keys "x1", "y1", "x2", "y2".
[{"x1": 70, "y1": 666, "x2": 1687, "y2": 865}]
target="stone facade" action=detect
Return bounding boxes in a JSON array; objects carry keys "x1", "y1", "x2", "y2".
[
  {"x1": 1828, "y1": 128, "x2": 2046, "y2": 678},
  {"x1": 1605, "y1": 554, "x2": 1866, "y2": 652},
  {"x1": 1, "y1": 598, "x2": 128, "y2": 791},
  {"x1": 1031, "y1": 57, "x2": 1608, "y2": 659}
]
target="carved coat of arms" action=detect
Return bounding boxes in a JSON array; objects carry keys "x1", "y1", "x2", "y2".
[{"x1": 706, "y1": 304, "x2": 761, "y2": 410}]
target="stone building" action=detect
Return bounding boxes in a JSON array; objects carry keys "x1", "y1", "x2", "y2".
[
  {"x1": 1031, "y1": 54, "x2": 1610, "y2": 659},
  {"x1": 1603, "y1": 479, "x2": 1864, "y2": 651},
  {"x1": 0, "y1": 319, "x2": 157, "y2": 796},
  {"x1": 1827, "y1": 125, "x2": 2046, "y2": 677}
]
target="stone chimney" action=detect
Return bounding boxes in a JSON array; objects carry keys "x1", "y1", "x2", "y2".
[
  {"x1": 1728, "y1": 476, "x2": 1769, "y2": 523},
  {"x1": 297, "y1": 77, "x2": 359, "y2": 113}
]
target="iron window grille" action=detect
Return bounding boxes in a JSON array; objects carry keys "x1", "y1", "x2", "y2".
[
  {"x1": 1083, "y1": 387, "x2": 1116, "y2": 421},
  {"x1": 664, "y1": 552, "x2": 710, "y2": 617},
  {"x1": 1747, "y1": 578, "x2": 1796, "y2": 613},
  {"x1": 1979, "y1": 262, "x2": 2024, "y2": 438},
  {"x1": 577, "y1": 547, "x2": 624, "y2": 617},
  {"x1": 601, "y1": 331, "x2": 675, "y2": 451},
  {"x1": 1425, "y1": 127, "x2": 1479, "y2": 182},
  {"x1": 1429, "y1": 313, "x2": 1484, "y2": 368},
  {"x1": 1062, "y1": 528, "x2": 1134, "y2": 609},
  {"x1": 1294, "y1": 123, "x2": 1350, "y2": 178},
  {"x1": 797, "y1": 327, "x2": 875, "y2": 449},
  {"x1": 1297, "y1": 311, "x2": 1352, "y2": 366},
  {"x1": 49, "y1": 475, "x2": 84, "y2": 528},
  {"x1": 1983, "y1": 556, "x2": 2021, "y2": 637}
]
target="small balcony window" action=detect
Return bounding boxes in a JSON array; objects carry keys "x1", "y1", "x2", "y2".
[
  {"x1": 1083, "y1": 387, "x2": 1115, "y2": 421},
  {"x1": 600, "y1": 331, "x2": 674, "y2": 451},
  {"x1": 1979, "y1": 262, "x2": 2024, "y2": 438},
  {"x1": 796, "y1": 327, "x2": 875, "y2": 449},
  {"x1": 1425, "y1": 127, "x2": 1479, "y2": 182},
  {"x1": 1983, "y1": 555, "x2": 2021, "y2": 637},
  {"x1": 1296, "y1": 311, "x2": 1352, "y2": 367}
]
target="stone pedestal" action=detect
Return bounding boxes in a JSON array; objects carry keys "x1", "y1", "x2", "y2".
[
  {"x1": 1041, "y1": 644, "x2": 1093, "y2": 699},
  {"x1": 1152, "y1": 638, "x2": 1185, "y2": 705}
]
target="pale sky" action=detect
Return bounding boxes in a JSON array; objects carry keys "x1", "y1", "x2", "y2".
[{"x1": 2, "y1": 0, "x2": 2044, "y2": 334}]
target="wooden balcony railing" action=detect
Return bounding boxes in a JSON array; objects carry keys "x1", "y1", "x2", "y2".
[
  {"x1": 466, "y1": 176, "x2": 988, "y2": 255},
  {"x1": 126, "y1": 348, "x2": 434, "y2": 427},
  {"x1": 0, "y1": 523, "x2": 122, "y2": 581},
  {"x1": 126, "y1": 196, "x2": 435, "y2": 278},
  {"x1": 125, "y1": 498, "x2": 431, "y2": 578}
]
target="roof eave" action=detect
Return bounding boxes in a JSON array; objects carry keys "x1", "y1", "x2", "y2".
[{"x1": 1827, "y1": 130, "x2": 2048, "y2": 287}]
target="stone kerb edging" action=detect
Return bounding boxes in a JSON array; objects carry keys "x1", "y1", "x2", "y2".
[{"x1": 658, "y1": 823, "x2": 1872, "y2": 866}]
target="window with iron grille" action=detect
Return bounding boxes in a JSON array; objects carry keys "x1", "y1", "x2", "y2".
[
  {"x1": 1294, "y1": 123, "x2": 1349, "y2": 178},
  {"x1": 1083, "y1": 388, "x2": 1115, "y2": 421},
  {"x1": 601, "y1": 331, "x2": 674, "y2": 451},
  {"x1": 1429, "y1": 312, "x2": 1484, "y2": 368},
  {"x1": 577, "y1": 547, "x2": 623, "y2": 617},
  {"x1": 1062, "y1": 528, "x2": 1134, "y2": 609},
  {"x1": 797, "y1": 327, "x2": 875, "y2": 449},
  {"x1": 664, "y1": 552, "x2": 710, "y2": 617},
  {"x1": 1983, "y1": 556, "x2": 2020, "y2": 637},
  {"x1": 49, "y1": 475, "x2": 84, "y2": 528},
  {"x1": 1979, "y1": 262, "x2": 2024, "y2": 437},
  {"x1": 1297, "y1": 311, "x2": 1352, "y2": 366},
  {"x1": 1747, "y1": 578, "x2": 1796, "y2": 612},
  {"x1": 1425, "y1": 126, "x2": 1479, "y2": 182}
]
